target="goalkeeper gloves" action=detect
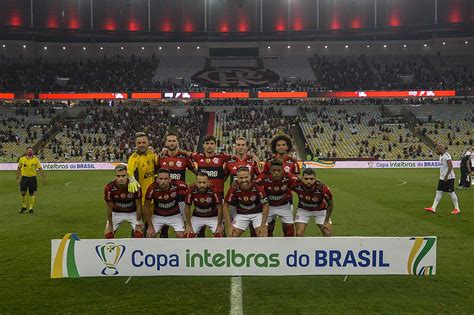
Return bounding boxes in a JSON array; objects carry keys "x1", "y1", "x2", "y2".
[{"x1": 128, "y1": 176, "x2": 141, "y2": 193}]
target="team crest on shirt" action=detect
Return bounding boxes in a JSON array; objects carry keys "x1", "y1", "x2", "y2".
[
  {"x1": 176, "y1": 161, "x2": 183, "y2": 168},
  {"x1": 305, "y1": 196, "x2": 311, "y2": 200},
  {"x1": 206, "y1": 158, "x2": 211, "y2": 164},
  {"x1": 243, "y1": 196, "x2": 249, "y2": 201},
  {"x1": 164, "y1": 194, "x2": 169, "y2": 200},
  {"x1": 275, "y1": 187, "x2": 280, "y2": 191},
  {"x1": 268, "y1": 186, "x2": 273, "y2": 191},
  {"x1": 213, "y1": 158, "x2": 219, "y2": 164},
  {"x1": 169, "y1": 161, "x2": 174, "y2": 167},
  {"x1": 200, "y1": 198, "x2": 205, "y2": 203},
  {"x1": 121, "y1": 193, "x2": 126, "y2": 198}
]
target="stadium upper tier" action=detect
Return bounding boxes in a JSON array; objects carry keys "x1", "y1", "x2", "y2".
[
  {"x1": 1, "y1": 101, "x2": 472, "y2": 163},
  {"x1": 0, "y1": 54, "x2": 472, "y2": 92}
]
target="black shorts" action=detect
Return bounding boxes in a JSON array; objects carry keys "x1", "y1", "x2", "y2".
[
  {"x1": 437, "y1": 179, "x2": 454, "y2": 193},
  {"x1": 20, "y1": 176, "x2": 37, "y2": 193}
]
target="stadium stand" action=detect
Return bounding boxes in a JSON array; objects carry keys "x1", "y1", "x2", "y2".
[
  {"x1": 40, "y1": 106, "x2": 203, "y2": 162},
  {"x1": 410, "y1": 104, "x2": 474, "y2": 159},
  {"x1": 0, "y1": 55, "x2": 159, "y2": 91},
  {"x1": 213, "y1": 106, "x2": 296, "y2": 160},
  {"x1": 299, "y1": 104, "x2": 432, "y2": 160}
]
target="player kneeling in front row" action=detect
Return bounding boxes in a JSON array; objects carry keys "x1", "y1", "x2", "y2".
[
  {"x1": 255, "y1": 159, "x2": 298, "y2": 236},
  {"x1": 144, "y1": 169, "x2": 188, "y2": 238},
  {"x1": 293, "y1": 168, "x2": 333, "y2": 237},
  {"x1": 184, "y1": 172, "x2": 224, "y2": 237},
  {"x1": 104, "y1": 164, "x2": 144, "y2": 238},
  {"x1": 223, "y1": 167, "x2": 269, "y2": 237}
]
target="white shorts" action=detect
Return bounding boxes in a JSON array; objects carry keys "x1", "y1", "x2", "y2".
[
  {"x1": 152, "y1": 214, "x2": 185, "y2": 233},
  {"x1": 295, "y1": 208, "x2": 327, "y2": 225},
  {"x1": 191, "y1": 216, "x2": 220, "y2": 233},
  {"x1": 233, "y1": 213, "x2": 266, "y2": 231},
  {"x1": 106, "y1": 212, "x2": 139, "y2": 232},
  {"x1": 267, "y1": 204, "x2": 294, "y2": 224}
]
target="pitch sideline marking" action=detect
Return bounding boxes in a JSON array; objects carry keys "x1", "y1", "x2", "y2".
[
  {"x1": 125, "y1": 276, "x2": 132, "y2": 284},
  {"x1": 230, "y1": 276, "x2": 243, "y2": 315}
]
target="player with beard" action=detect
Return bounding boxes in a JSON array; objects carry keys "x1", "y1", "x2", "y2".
[
  {"x1": 255, "y1": 159, "x2": 298, "y2": 237},
  {"x1": 292, "y1": 168, "x2": 333, "y2": 237},
  {"x1": 225, "y1": 137, "x2": 261, "y2": 226},
  {"x1": 144, "y1": 169, "x2": 188, "y2": 238},
  {"x1": 103, "y1": 164, "x2": 143, "y2": 238},
  {"x1": 223, "y1": 167, "x2": 269, "y2": 237},
  {"x1": 263, "y1": 134, "x2": 300, "y2": 236},
  {"x1": 184, "y1": 172, "x2": 224, "y2": 237},
  {"x1": 156, "y1": 132, "x2": 196, "y2": 238}
]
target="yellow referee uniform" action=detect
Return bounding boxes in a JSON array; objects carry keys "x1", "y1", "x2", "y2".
[
  {"x1": 127, "y1": 150, "x2": 156, "y2": 205},
  {"x1": 18, "y1": 156, "x2": 42, "y2": 178}
]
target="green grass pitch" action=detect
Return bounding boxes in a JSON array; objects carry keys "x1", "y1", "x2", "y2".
[{"x1": 0, "y1": 169, "x2": 473, "y2": 313}]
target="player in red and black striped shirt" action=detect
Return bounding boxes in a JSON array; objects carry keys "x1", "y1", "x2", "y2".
[
  {"x1": 255, "y1": 159, "x2": 299, "y2": 237},
  {"x1": 223, "y1": 167, "x2": 269, "y2": 237},
  {"x1": 225, "y1": 137, "x2": 261, "y2": 183},
  {"x1": 156, "y1": 132, "x2": 196, "y2": 238},
  {"x1": 104, "y1": 164, "x2": 143, "y2": 239},
  {"x1": 144, "y1": 169, "x2": 188, "y2": 238},
  {"x1": 184, "y1": 172, "x2": 224, "y2": 237},
  {"x1": 263, "y1": 134, "x2": 300, "y2": 236},
  {"x1": 292, "y1": 168, "x2": 333, "y2": 237},
  {"x1": 191, "y1": 135, "x2": 231, "y2": 199}
]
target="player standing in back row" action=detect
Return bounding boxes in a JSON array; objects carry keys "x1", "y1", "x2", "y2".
[
  {"x1": 424, "y1": 144, "x2": 461, "y2": 214},
  {"x1": 263, "y1": 134, "x2": 300, "y2": 236}
]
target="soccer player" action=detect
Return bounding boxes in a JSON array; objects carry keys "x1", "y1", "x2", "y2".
[
  {"x1": 263, "y1": 134, "x2": 300, "y2": 236},
  {"x1": 255, "y1": 159, "x2": 298, "y2": 237},
  {"x1": 225, "y1": 136, "x2": 261, "y2": 223},
  {"x1": 16, "y1": 147, "x2": 46, "y2": 214},
  {"x1": 424, "y1": 144, "x2": 461, "y2": 214},
  {"x1": 225, "y1": 137, "x2": 260, "y2": 183},
  {"x1": 223, "y1": 167, "x2": 269, "y2": 237},
  {"x1": 184, "y1": 172, "x2": 224, "y2": 237},
  {"x1": 292, "y1": 168, "x2": 333, "y2": 237},
  {"x1": 127, "y1": 132, "x2": 156, "y2": 235},
  {"x1": 263, "y1": 134, "x2": 300, "y2": 175},
  {"x1": 104, "y1": 164, "x2": 143, "y2": 238},
  {"x1": 458, "y1": 147, "x2": 472, "y2": 189},
  {"x1": 191, "y1": 135, "x2": 231, "y2": 200},
  {"x1": 144, "y1": 169, "x2": 188, "y2": 238},
  {"x1": 156, "y1": 132, "x2": 196, "y2": 238}
]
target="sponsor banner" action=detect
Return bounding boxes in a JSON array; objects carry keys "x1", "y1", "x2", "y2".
[
  {"x1": 0, "y1": 163, "x2": 119, "y2": 171},
  {"x1": 0, "y1": 93, "x2": 15, "y2": 99},
  {"x1": 209, "y1": 92, "x2": 250, "y2": 99},
  {"x1": 0, "y1": 160, "x2": 461, "y2": 171},
  {"x1": 303, "y1": 160, "x2": 461, "y2": 169},
  {"x1": 51, "y1": 234, "x2": 437, "y2": 278},
  {"x1": 258, "y1": 91, "x2": 308, "y2": 98},
  {"x1": 131, "y1": 92, "x2": 162, "y2": 99},
  {"x1": 316, "y1": 90, "x2": 456, "y2": 98},
  {"x1": 39, "y1": 93, "x2": 127, "y2": 100}
]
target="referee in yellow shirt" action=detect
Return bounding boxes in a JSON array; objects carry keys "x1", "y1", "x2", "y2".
[
  {"x1": 127, "y1": 132, "x2": 156, "y2": 234},
  {"x1": 16, "y1": 147, "x2": 46, "y2": 214}
]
